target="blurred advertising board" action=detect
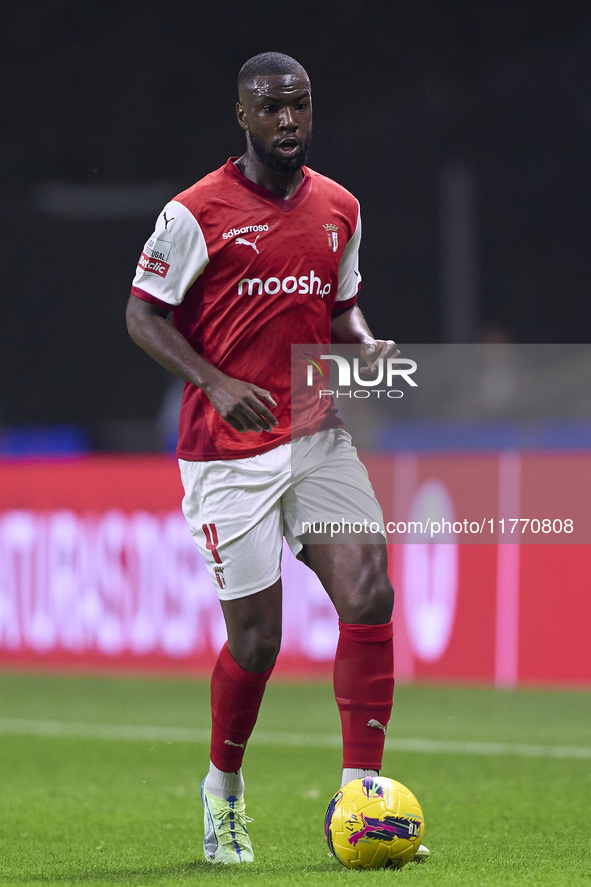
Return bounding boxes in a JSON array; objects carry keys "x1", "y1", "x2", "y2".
[{"x1": 0, "y1": 455, "x2": 590, "y2": 687}]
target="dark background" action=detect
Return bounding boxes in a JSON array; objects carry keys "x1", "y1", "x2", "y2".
[{"x1": 3, "y1": 0, "x2": 591, "y2": 443}]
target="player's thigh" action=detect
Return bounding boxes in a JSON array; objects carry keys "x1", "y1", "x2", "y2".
[
  {"x1": 179, "y1": 451, "x2": 289, "y2": 601},
  {"x1": 282, "y1": 427, "x2": 385, "y2": 552},
  {"x1": 282, "y1": 428, "x2": 392, "y2": 623}
]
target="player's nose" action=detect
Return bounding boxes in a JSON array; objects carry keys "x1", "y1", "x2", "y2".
[{"x1": 278, "y1": 107, "x2": 298, "y2": 130}]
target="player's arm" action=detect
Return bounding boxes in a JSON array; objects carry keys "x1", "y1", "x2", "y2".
[
  {"x1": 331, "y1": 305, "x2": 399, "y2": 373},
  {"x1": 127, "y1": 200, "x2": 276, "y2": 433},
  {"x1": 126, "y1": 297, "x2": 277, "y2": 433},
  {"x1": 330, "y1": 204, "x2": 399, "y2": 372}
]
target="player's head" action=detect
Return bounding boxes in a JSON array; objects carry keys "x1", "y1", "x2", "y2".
[
  {"x1": 237, "y1": 52, "x2": 310, "y2": 97},
  {"x1": 237, "y1": 52, "x2": 312, "y2": 174}
]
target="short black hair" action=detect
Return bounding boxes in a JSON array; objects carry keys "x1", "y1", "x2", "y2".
[{"x1": 238, "y1": 52, "x2": 309, "y2": 97}]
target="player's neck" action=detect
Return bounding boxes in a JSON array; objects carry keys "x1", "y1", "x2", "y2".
[{"x1": 235, "y1": 154, "x2": 304, "y2": 200}]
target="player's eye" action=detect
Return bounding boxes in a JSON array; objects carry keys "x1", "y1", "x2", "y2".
[
  {"x1": 264, "y1": 104, "x2": 278, "y2": 113},
  {"x1": 296, "y1": 102, "x2": 307, "y2": 111}
]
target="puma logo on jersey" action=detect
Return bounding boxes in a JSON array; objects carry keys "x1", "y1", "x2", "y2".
[{"x1": 235, "y1": 235, "x2": 260, "y2": 254}]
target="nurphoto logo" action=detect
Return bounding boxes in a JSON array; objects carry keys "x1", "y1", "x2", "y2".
[{"x1": 303, "y1": 352, "x2": 418, "y2": 399}]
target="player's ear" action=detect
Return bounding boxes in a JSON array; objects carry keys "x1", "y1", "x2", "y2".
[{"x1": 236, "y1": 102, "x2": 249, "y2": 131}]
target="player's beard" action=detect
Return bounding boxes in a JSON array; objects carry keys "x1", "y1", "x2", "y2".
[{"x1": 249, "y1": 128, "x2": 312, "y2": 173}]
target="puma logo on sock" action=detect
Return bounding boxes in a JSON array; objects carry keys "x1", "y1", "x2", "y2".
[
  {"x1": 224, "y1": 739, "x2": 247, "y2": 748},
  {"x1": 367, "y1": 719, "x2": 387, "y2": 734}
]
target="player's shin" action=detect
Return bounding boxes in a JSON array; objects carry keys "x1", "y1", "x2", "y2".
[
  {"x1": 333, "y1": 620, "x2": 394, "y2": 785},
  {"x1": 205, "y1": 641, "x2": 274, "y2": 799}
]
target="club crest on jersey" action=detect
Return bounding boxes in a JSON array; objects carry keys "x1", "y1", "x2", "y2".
[{"x1": 324, "y1": 223, "x2": 339, "y2": 252}]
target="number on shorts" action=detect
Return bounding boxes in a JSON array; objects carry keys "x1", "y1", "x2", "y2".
[{"x1": 202, "y1": 522, "x2": 222, "y2": 564}]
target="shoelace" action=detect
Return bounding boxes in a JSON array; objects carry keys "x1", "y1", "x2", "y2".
[
  {"x1": 215, "y1": 808, "x2": 254, "y2": 828},
  {"x1": 215, "y1": 809, "x2": 253, "y2": 849}
]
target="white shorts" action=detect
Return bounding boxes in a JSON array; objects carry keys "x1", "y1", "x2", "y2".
[{"x1": 179, "y1": 428, "x2": 385, "y2": 600}]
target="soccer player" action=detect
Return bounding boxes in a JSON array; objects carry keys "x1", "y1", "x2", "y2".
[{"x1": 126, "y1": 52, "x2": 428, "y2": 865}]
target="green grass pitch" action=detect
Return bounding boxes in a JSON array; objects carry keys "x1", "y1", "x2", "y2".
[{"x1": 1, "y1": 673, "x2": 590, "y2": 886}]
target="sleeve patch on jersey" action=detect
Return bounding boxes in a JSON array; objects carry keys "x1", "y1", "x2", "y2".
[{"x1": 137, "y1": 237, "x2": 173, "y2": 278}]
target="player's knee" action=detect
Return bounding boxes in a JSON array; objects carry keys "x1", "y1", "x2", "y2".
[
  {"x1": 236, "y1": 629, "x2": 281, "y2": 673},
  {"x1": 359, "y1": 572, "x2": 394, "y2": 623},
  {"x1": 348, "y1": 555, "x2": 394, "y2": 624}
]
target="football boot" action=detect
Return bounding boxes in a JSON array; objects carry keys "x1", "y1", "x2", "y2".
[{"x1": 201, "y1": 779, "x2": 254, "y2": 863}]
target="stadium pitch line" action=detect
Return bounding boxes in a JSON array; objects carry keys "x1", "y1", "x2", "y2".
[{"x1": 0, "y1": 718, "x2": 590, "y2": 760}]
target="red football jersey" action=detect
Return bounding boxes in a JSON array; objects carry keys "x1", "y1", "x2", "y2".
[{"x1": 131, "y1": 158, "x2": 361, "y2": 460}]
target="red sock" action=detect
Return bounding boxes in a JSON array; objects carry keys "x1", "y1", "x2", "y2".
[
  {"x1": 334, "y1": 620, "x2": 394, "y2": 770},
  {"x1": 210, "y1": 642, "x2": 273, "y2": 772}
]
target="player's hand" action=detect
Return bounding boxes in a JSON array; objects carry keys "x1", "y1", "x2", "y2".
[
  {"x1": 205, "y1": 376, "x2": 278, "y2": 433},
  {"x1": 359, "y1": 339, "x2": 400, "y2": 375}
]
